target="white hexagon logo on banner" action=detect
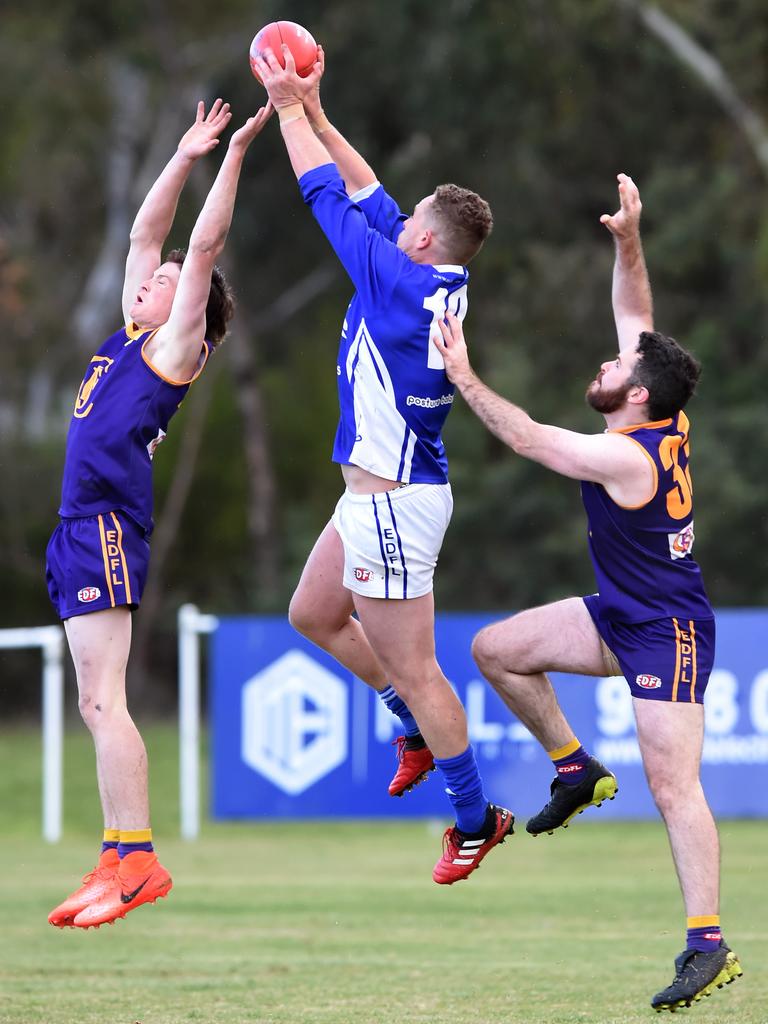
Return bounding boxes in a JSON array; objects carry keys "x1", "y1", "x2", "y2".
[{"x1": 241, "y1": 649, "x2": 348, "y2": 794}]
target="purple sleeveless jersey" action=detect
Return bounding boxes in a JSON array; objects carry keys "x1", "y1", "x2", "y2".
[
  {"x1": 58, "y1": 322, "x2": 210, "y2": 534},
  {"x1": 581, "y1": 411, "x2": 713, "y2": 624}
]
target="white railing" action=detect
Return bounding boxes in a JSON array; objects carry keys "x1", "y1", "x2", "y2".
[
  {"x1": 177, "y1": 603, "x2": 218, "y2": 840},
  {"x1": 0, "y1": 625, "x2": 65, "y2": 842}
]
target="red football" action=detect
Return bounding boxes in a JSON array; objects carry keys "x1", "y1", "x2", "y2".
[{"x1": 249, "y1": 21, "x2": 318, "y2": 82}]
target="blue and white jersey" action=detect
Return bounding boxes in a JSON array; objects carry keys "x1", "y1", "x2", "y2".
[{"x1": 300, "y1": 164, "x2": 469, "y2": 484}]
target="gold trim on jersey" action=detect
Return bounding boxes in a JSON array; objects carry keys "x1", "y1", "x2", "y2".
[
  {"x1": 609, "y1": 434, "x2": 659, "y2": 510},
  {"x1": 611, "y1": 416, "x2": 674, "y2": 435},
  {"x1": 141, "y1": 334, "x2": 210, "y2": 387},
  {"x1": 124, "y1": 321, "x2": 147, "y2": 342}
]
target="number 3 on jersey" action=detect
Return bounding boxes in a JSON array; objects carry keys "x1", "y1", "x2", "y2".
[{"x1": 423, "y1": 285, "x2": 468, "y2": 369}]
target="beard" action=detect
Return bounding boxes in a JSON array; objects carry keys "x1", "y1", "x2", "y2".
[{"x1": 585, "y1": 377, "x2": 632, "y2": 414}]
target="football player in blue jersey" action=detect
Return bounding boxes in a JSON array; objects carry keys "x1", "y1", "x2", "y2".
[
  {"x1": 252, "y1": 45, "x2": 513, "y2": 884},
  {"x1": 46, "y1": 99, "x2": 273, "y2": 929},
  {"x1": 436, "y1": 174, "x2": 742, "y2": 1010}
]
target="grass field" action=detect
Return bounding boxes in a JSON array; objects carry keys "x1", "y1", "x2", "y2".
[{"x1": 0, "y1": 723, "x2": 764, "y2": 1024}]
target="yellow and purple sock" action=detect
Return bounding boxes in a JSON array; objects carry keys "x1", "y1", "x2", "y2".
[
  {"x1": 548, "y1": 738, "x2": 591, "y2": 786},
  {"x1": 687, "y1": 915, "x2": 722, "y2": 952},
  {"x1": 101, "y1": 828, "x2": 120, "y2": 855},
  {"x1": 118, "y1": 828, "x2": 154, "y2": 859}
]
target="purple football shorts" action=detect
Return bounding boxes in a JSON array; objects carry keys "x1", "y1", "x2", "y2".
[
  {"x1": 46, "y1": 511, "x2": 150, "y2": 620},
  {"x1": 583, "y1": 593, "x2": 715, "y2": 704}
]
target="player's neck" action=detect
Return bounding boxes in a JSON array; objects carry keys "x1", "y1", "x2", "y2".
[{"x1": 602, "y1": 404, "x2": 652, "y2": 431}]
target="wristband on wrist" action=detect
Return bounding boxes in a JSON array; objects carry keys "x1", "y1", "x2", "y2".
[
  {"x1": 278, "y1": 103, "x2": 306, "y2": 126},
  {"x1": 312, "y1": 111, "x2": 333, "y2": 135}
]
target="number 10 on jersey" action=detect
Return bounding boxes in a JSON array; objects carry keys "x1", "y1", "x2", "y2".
[{"x1": 424, "y1": 285, "x2": 468, "y2": 369}]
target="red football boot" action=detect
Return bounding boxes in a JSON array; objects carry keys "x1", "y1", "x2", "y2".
[
  {"x1": 432, "y1": 804, "x2": 514, "y2": 884},
  {"x1": 48, "y1": 848, "x2": 120, "y2": 927},
  {"x1": 388, "y1": 735, "x2": 436, "y2": 797},
  {"x1": 73, "y1": 850, "x2": 172, "y2": 928}
]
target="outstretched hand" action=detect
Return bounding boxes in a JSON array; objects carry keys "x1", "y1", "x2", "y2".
[
  {"x1": 228, "y1": 103, "x2": 274, "y2": 152},
  {"x1": 178, "y1": 99, "x2": 232, "y2": 160},
  {"x1": 435, "y1": 313, "x2": 474, "y2": 387},
  {"x1": 600, "y1": 172, "x2": 642, "y2": 240},
  {"x1": 251, "y1": 45, "x2": 319, "y2": 109}
]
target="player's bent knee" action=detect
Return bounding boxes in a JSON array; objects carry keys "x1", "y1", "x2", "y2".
[
  {"x1": 472, "y1": 624, "x2": 526, "y2": 679},
  {"x1": 77, "y1": 692, "x2": 126, "y2": 731},
  {"x1": 471, "y1": 626, "x2": 497, "y2": 673}
]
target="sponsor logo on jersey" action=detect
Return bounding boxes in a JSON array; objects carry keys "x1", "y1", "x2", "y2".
[
  {"x1": 556, "y1": 763, "x2": 582, "y2": 773},
  {"x1": 406, "y1": 393, "x2": 455, "y2": 409},
  {"x1": 354, "y1": 568, "x2": 373, "y2": 582},
  {"x1": 77, "y1": 586, "x2": 101, "y2": 603},
  {"x1": 668, "y1": 521, "x2": 695, "y2": 560},
  {"x1": 636, "y1": 674, "x2": 662, "y2": 689}
]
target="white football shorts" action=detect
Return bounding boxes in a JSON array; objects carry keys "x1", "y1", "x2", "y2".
[{"x1": 332, "y1": 483, "x2": 453, "y2": 600}]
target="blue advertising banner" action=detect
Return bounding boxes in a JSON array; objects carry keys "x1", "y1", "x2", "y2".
[{"x1": 210, "y1": 610, "x2": 768, "y2": 821}]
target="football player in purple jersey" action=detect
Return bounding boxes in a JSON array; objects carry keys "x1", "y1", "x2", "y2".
[
  {"x1": 251, "y1": 45, "x2": 514, "y2": 885},
  {"x1": 46, "y1": 99, "x2": 272, "y2": 929},
  {"x1": 436, "y1": 174, "x2": 742, "y2": 1011}
]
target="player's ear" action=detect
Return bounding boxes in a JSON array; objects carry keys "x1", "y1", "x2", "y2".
[
  {"x1": 628, "y1": 383, "x2": 650, "y2": 407},
  {"x1": 418, "y1": 227, "x2": 432, "y2": 250}
]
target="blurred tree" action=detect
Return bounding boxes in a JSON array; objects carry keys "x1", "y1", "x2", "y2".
[{"x1": 1, "y1": 0, "x2": 767, "y2": 711}]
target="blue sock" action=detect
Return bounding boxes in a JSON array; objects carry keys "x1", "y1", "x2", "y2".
[
  {"x1": 378, "y1": 685, "x2": 420, "y2": 737},
  {"x1": 434, "y1": 745, "x2": 488, "y2": 834},
  {"x1": 686, "y1": 917, "x2": 722, "y2": 952}
]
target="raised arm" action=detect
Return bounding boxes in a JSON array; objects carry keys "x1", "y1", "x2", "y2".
[
  {"x1": 148, "y1": 105, "x2": 273, "y2": 382},
  {"x1": 301, "y1": 46, "x2": 377, "y2": 195},
  {"x1": 600, "y1": 173, "x2": 654, "y2": 352},
  {"x1": 251, "y1": 46, "x2": 343, "y2": 180},
  {"x1": 435, "y1": 314, "x2": 654, "y2": 507},
  {"x1": 121, "y1": 100, "x2": 232, "y2": 324}
]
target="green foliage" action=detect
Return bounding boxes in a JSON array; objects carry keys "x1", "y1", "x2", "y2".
[{"x1": 3, "y1": 3, "x2": 768, "y2": 708}]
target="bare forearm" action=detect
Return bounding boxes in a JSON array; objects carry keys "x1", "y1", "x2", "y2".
[
  {"x1": 188, "y1": 148, "x2": 245, "y2": 255},
  {"x1": 277, "y1": 105, "x2": 334, "y2": 179},
  {"x1": 130, "y1": 150, "x2": 196, "y2": 245},
  {"x1": 613, "y1": 232, "x2": 653, "y2": 324},
  {"x1": 307, "y1": 111, "x2": 376, "y2": 194},
  {"x1": 458, "y1": 373, "x2": 537, "y2": 455}
]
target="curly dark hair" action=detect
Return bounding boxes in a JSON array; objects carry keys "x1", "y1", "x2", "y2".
[
  {"x1": 430, "y1": 184, "x2": 493, "y2": 265},
  {"x1": 164, "y1": 248, "x2": 235, "y2": 347},
  {"x1": 629, "y1": 331, "x2": 702, "y2": 420}
]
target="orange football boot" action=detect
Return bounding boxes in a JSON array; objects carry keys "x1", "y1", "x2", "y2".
[
  {"x1": 72, "y1": 850, "x2": 172, "y2": 928},
  {"x1": 48, "y1": 848, "x2": 120, "y2": 927}
]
